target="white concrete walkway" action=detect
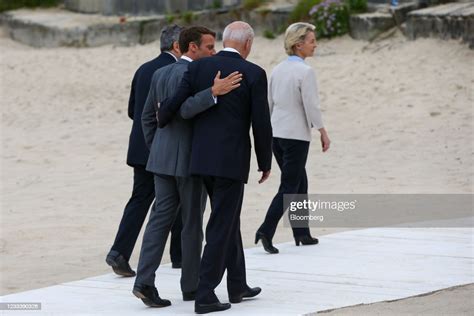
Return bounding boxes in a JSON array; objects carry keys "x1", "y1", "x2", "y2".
[{"x1": 1, "y1": 226, "x2": 472, "y2": 315}]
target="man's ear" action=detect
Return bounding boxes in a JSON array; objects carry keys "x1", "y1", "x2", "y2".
[
  {"x1": 189, "y1": 42, "x2": 198, "y2": 52},
  {"x1": 173, "y1": 41, "x2": 181, "y2": 54},
  {"x1": 245, "y1": 39, "x2": 252, "y2": 55}
]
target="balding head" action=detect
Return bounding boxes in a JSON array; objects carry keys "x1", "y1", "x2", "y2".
[{"x1": 222, "y1": 21, "x2": 254, "y2": 59}]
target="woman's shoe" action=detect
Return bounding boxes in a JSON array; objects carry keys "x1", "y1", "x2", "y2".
[
  {"x1": 295, "y1": 235, "x2": 319, "y2": 246},
  {"x1": 255, "y1": 231, "x2": 279, "y2": 254}
]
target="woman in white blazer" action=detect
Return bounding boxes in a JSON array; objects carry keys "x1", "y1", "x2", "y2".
[{"x1": 255, "y1": 22, "x2": 330, "y2": 254}]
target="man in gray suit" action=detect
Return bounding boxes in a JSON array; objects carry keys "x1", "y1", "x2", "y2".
[{"x1": 133, "y1": 26, "x2": 243, "y2": 307}]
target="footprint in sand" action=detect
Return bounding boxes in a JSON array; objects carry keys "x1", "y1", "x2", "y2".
[{"x1": 0, "y1": 239, "x2": 7, "y2": 253}]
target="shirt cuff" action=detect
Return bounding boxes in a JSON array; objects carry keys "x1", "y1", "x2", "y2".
[{"x1": 212, "y1": 95, "x2": 218, "y2": 104}]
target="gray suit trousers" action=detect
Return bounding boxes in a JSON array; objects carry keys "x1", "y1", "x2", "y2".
[{"x1": 135, "y1": 174, "x2": 206, "y2": 293}]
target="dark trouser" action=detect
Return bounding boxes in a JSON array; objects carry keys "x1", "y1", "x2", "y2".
[
  {"x1": 135, "y1": 174, "x2": 206, "y2": 293},
  {"x1": 196, "y1": 176, "x2": 247, "y2": 304},
  {"x1": 110, "y1": 166, "x2": 182, "y2": 263},
  {"x1": 258, "y1": 138, "x2": 311, "y2": 240},
  {"x1": 169, "y1": 212, "x2": 182, "y2": 265}
]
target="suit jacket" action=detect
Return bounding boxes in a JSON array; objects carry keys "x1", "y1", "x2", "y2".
[
  {"x1": 126, "y1": 52, "x2": 176, "y2": 167},
  {"x1": 269, "y1": 57, "x2": 324, "y2": 142},
  {"x1": 158, "y1": 51, "x2": 273, "y2": 183},
  {"x1": 142, "y1": 59, "x2": 216, "y2": 177}
]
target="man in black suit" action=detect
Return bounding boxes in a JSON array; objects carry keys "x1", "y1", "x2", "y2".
[
  {"x1": 158, "y1": 21, "x2": 273, "y2": 314},
  {"x1": 106, "y1": 25, "x2": 184, "y2": 277}
]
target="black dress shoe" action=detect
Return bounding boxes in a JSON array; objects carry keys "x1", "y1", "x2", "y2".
[
  {"x1": 172, "y1": 262, "x2": 182, "y2": 269},
  {"x1": 195, "y1": 301, "x2": 231, "y2": 314},
  {"x1": 183, "y1": 291, "x2": 196, "y2": 301},
  {"x1": 106, "y1": 252, "x2": 136, "y2": 277},
  {"x1": 294, "y1": 235, "x2": 319, "y2": 246},
  {"x1": 255, "y1": 231, "x2": 279, "y2": 254},
  {"x1": 229, "y1": 286, "x2": 261, "y2": 303},
  {"x1": 132, "y1": 284, "x2": 171, "y2": 308}
]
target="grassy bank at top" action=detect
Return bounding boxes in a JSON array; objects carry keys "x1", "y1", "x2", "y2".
[{"x1": 0, "y1": 0, "x2": 60, "y2": 12}]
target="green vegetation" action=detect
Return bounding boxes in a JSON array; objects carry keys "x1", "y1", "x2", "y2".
[
  {"x1": 310, "y1": 1, "x2": 350, "y2": 39},
  {"x1": 347, "y1": 0, "x2": 367, "y2": 13},
  {"x1": 0, "y1": 0, "x2": 60, "y2": 12},
  {"x1": 165, "y1": 14, "x2": 176, "y2": 24},
  {"x1": 276, "y1": 24, "x2": 287, "y2": 35},
  {"x1": 263, "y1": 29, "x2": 276, "y2": 39},
  {"x1": 289, "y1": 0, "x2": 368, "y2": 39},
  {"x1": 181, "y1": 11, "x2": 194, "y2": 24},
  {"x1": 289, "y1": 0, "x2": 320, "y2": 22},
  {"x1": 257, "y1": 8, "x2": 271, "y2": 18},
  {"x1": 230, "y1": 8, "x2": 242, "y2": 19},
  {"x1": 211, "y1": 0, "x2": 222, "y2": 9},
  {"x1": 243, "y1": 0, "x2": 266, "y2": 11}
]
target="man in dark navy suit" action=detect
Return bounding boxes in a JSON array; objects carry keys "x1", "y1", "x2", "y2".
[
  {"x1": 158, "y1": 21, "x2": 273, "y2": 314},
  {"x1": 106, "y1": 25, "x2": 184, "y2": 277}
]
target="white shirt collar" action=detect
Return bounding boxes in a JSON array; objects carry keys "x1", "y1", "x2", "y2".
[
  {"x1": 287, "y1": 55, "x2": 305, "y2": 63},
  {"x1": 164, "y1": 51, "x2": 178, "y2": 61},
  {"x1": 222, "y1": 47, "x2": 240, "y2": 55},
  {"x1": 181, "y1": 55, "x2": 193, "y2": 62}
]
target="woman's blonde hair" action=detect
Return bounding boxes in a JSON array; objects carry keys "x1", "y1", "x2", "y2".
[{"x1": 284, "y1": 22, "x2": 316, "y2": 56}]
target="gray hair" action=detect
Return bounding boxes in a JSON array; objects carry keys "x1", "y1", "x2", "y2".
[
  {"x1": 222, "y1": 21, "x2": 254, "y2": 43},
  {"x1": 284, "y1": 22, "x2": 315, "y2": 56},
  {"x1": 160, "y1": 24, "x2": 183, "y2": 52}
]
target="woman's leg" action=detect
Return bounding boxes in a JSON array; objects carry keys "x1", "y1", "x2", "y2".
[
  {"x1": 258, "y1": 138, "x2": 310, "y2": 240},
  {"x1": 291, "y1": 168, "x2": 311, "y2": 237}
]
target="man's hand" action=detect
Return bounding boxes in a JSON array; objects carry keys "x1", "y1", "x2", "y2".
[
  {"x1": 211, "y1": 71, "x2": 243, "y2": 97},
  {"x1": 258, "y1": 170, "x2": 271, "y2": 184}
]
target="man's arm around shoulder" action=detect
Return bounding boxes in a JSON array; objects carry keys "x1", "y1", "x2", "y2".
[{"x1": 157, "y1": 65, "x2": 196, "y2": 128}]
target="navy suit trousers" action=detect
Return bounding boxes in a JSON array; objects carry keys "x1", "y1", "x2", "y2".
[
  {"x1": 258, "y1": 138, "x2": 311, "y2": 239},
  {"x1": 196, "y1": 176, "x2": 247, "y2": 304}
]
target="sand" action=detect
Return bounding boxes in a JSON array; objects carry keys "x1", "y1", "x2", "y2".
[
  {"x1": 0, "y1": 26, "x2": 473, "y2": 313},
  {"x1": 316, "y1": 284, "x2": 474, "y2": 315}
]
